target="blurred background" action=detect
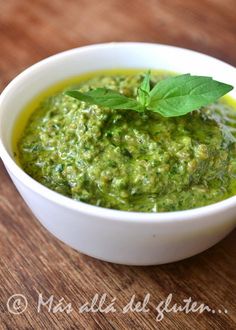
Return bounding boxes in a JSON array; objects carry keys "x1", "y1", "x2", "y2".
[{"x1": 0, "y1": 0, "x2": 235, "y2": 91}]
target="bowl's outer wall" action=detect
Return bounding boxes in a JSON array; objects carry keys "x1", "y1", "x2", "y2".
[
  {"x1": 0, "y1": 43, "x2": 236, "y2": 265},
  {"x1": 8, "y1": 169, "x2": 236, "y2": 265}
]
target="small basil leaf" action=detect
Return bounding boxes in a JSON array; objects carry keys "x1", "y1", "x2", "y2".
[
  {"x1": 137, "y1": 71, "x2": 151, "y2": 107},
  {"x1": 66, "y1": 88, "x2": 144, "y2": 112}
]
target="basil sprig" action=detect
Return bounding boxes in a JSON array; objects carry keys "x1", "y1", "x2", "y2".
[{"x1": 66, "y1": 72, "x2": 233, "y2": 117}]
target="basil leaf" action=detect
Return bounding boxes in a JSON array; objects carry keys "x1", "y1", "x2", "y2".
[
  {"x1": 148, "y1": 74, "x2": 234, "y2": 117},
  {"x1": 137, "y1": 71, "x2": 151, "y2": 107},
  {"x1": 66, "y1": 88, "x2": 144, "y2": 112},
  {"x1": 66, "y1": 72, "x2": 234, "y2": 118}
]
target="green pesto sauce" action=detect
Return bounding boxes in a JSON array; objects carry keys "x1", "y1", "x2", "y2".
[{"x1": 17, "y1": 72, "x2": 236, "y2": 212}]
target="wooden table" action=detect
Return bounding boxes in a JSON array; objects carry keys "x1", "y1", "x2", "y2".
[{"x1": 0, "y1": 1, "x2": 235, "y2": 328}]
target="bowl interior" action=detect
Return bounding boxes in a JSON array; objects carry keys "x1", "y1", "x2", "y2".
[{"x1": 0, "y1": 43, "x2": 236, "y2": 159}]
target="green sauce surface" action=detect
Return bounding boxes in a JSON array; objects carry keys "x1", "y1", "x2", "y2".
[{"x1": 17, "y1": 71, "x2": 236, "y2": 212}]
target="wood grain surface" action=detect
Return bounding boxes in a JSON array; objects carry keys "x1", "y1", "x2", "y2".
[{"x1": 0, "y1": 0, "x2": 235, "y2": 329}]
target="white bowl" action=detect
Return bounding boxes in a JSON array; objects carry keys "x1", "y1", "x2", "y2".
[{"x1": 0, "y1": 43, "x2": 236, "y2": 265}]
